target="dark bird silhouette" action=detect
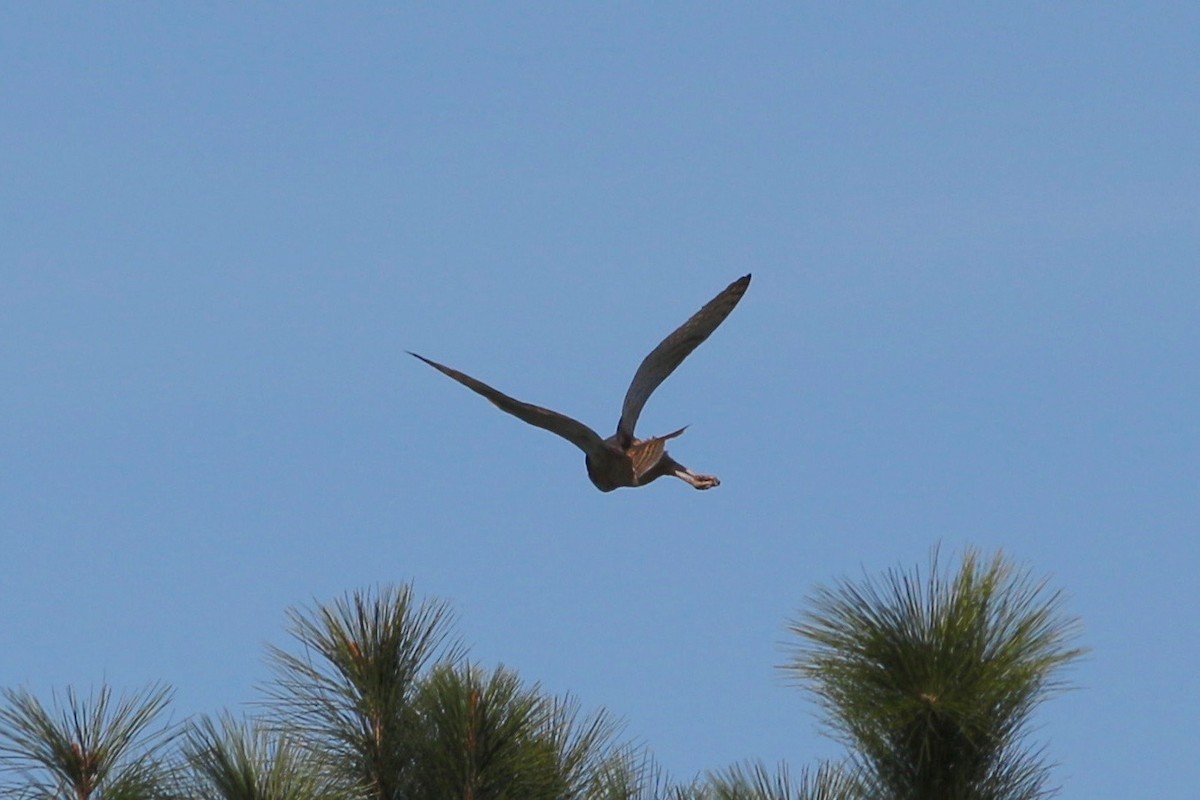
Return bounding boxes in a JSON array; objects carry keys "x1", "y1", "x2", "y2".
[{"x1": 410, "y1": 274, "x2": 750, "y2": 491}]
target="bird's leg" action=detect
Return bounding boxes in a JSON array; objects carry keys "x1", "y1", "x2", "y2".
[{"x1": 660, "y1": 455, "x2": 720, "y2": 490}]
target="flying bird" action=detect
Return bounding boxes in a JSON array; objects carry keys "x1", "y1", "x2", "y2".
[{"x1": 410, "y1": 274, "x2": 751, "y2": 491}]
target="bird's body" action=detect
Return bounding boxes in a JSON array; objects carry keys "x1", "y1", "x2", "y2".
[
  {"x1": 585, "y1": 427, "x2": 689, "y2": 492},
  {"x1": 411, "y1": 274, "x2": 750, "y2": 491}
]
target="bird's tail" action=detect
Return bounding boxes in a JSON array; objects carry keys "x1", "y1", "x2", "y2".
[{"x1": 630, "y1": 426, "x2": 687, "y2": 481}]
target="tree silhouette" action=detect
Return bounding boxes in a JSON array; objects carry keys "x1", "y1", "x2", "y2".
[
  {"x1": 0, "y1": 684, "x2": 175, "y2": 800},
  {"x1": 786, "y1": 548, "x2": 1085, "y2": 800},
  {"x1": 262, "y1": 584, "x2": 462, "y2": 799},
  {"x1": 685, "y1": 761, "x2": 861, "y2": 800},
  {"x1": 262, "y1": 585, "x2": 640, "y2": 800},
  {"x1": 1, "y1": 551, "x2": 1085, "y2": 800},
  {"x1": 182, "y1": 712, "x2": 360, "y2": 800}
]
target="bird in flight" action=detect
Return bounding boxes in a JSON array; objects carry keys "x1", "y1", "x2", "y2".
[{"x1": 410, "y1": 274, "x2": 750, "y2": 492}]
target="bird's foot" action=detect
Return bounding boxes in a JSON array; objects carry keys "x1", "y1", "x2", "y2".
[
  {"x1": 667, "y1": 460, "x2": 720, "y2": 490},
  {"x1": 681, "y1": 472, "x2": 719, "y2": 490}
]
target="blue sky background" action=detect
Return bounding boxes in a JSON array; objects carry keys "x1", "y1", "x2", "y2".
[{"x1": 2, "y1": 4, "x2": 1197, "y2": 796}]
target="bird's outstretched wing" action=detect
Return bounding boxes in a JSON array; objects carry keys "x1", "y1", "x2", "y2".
[
  {"x1": 616, "y1": 274, "x2": 751, "y2": 444},
  {"x1": 409, "y1": 352, "x2": 607, "y2": 455}
]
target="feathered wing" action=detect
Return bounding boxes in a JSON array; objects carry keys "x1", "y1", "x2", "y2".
[
  {"x1": 409, "y1": 352, "x2": 607, "y2": 455},
  {"x1": 616, "y1": 274, "x2": 751, "y2": 443}
]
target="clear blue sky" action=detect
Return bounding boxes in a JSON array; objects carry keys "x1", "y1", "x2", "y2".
[{"x1": 2, "y1": 4, "x2": 1196, "y2": 797}]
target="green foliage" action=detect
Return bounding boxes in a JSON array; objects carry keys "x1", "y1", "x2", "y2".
[
  {"x1": 407, "y1": 663, "x2": 646, "y2": 800},
  {"x1": 679, "y1": 761, "x2": 859, "y2": 800},
  {"x1": 261, "y1": 584, "x2": 646, "y2": 800},
  {"x1": 182, "y1": 713, "x2": 362, "y2": 800},
  {"x1": 786, "y1": 548, "x2": 1086, "y2": 800},
  {"x1": 540, "y1": 695, "x2": 644, "y2": 800},
  {"x1": 408, "y1": 663, "x2": 567, "y2": 799},
  {"x1": 262, "y1": 584, "x2": 462, "y2": 799},
  {"x1": 1, "y1": 562, "x2": 1085, "y2": 800},
  {"x1": 579, "y1": 749, "x2": 675, "y2": 800},
  {"x1": 0, "y1": 683, "x2": 175, "y2": 800}
]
